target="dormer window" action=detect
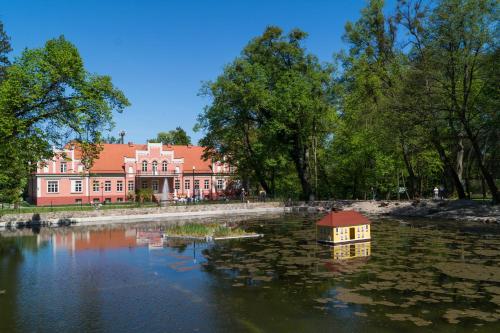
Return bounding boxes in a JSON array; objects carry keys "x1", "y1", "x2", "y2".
[
  {"x1": 142, "y1": 161, "x2": 148, "y2": 172},
  {"x1": 60, "y1": 162, "x2": 67, "y2": 173},
  {"x1": 162, "y1": 161, "x2": 168, "y2": 172}
]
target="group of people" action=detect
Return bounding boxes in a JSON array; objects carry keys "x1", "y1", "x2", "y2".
[{"x1": 433, "y1": 186, "x2": 446, "y2": 200}]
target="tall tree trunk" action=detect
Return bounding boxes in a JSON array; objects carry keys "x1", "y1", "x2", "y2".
[
  {"x1": 431, "y1": 137, "x2": 466, "y2": 199},
  {"x1": 456, "y1": 136, "x2": 464, "y2": 185},
  {"x1": 290, "y1": 145, "x2": 313, "y2": 201},
  {"x1": 242, "y1": 126, "x2": 271, "y2": 195},
  {"x1": 463, "y1": 126, "x2": 500, "y2": 203},
  {"x1": 401, "y1": 144, "x2": 416, "y2": 199}
]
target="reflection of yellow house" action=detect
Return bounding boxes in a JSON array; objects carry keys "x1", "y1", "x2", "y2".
[
  {"x1": 332, "y1": 241, "x2": 371, "y2": 260},
  {"x1": 316, "y1": 211, "x2": 371, "y2": 244}
]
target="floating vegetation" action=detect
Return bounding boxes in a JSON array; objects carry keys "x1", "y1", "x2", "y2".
[
  {"x1": 434, "y1": 262, "x2": 500, "y2": 283},
  {"x1": 164, "y1": 223, "x2": 259, "y2": 240},
  {"x1": 443, "y1": 309, "x2": 500, "y2": 324},
  {"x1": 195, "y1": 216, "x2": 500, "y2": 330},
  {"x1": 385, "y1": 313, "x2": 432, "y2": 326}
]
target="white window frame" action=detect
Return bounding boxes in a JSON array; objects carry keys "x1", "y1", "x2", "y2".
[
  {"x1": 152, "y1": 161, "x2": 158, "y2": 173},
  {"x1": 141, "y1": 180, "x2": 148, "y2": 189},
  {"x1": 184, "y1": 179, "x2": 190, "y2": 190},
  {"x1": 93, "y1": 181, "x2": 99, "y2": 192},
  {"x1": 72, "y1": 180, "x2": 82, "y2": 193},
  {"x1": 162, "y1": 161, "x2": 168, "y2": 172},
  {"x1": 60, "y1": 162, "x2": 67, "y2": 173},
  {"x1": 47, "y1": 180, "x2": 59, "y2": 193},
  {"x1": 128, "y1": 181, "x2": 135, "y2": 191},
  {"x1": 142, "y1": 161, "x2": 148, "y2": 172},
  {"x1": 152, "y1": 180, "x2": 159, "y2": 192},
  {"x1": 217, "y1": 179, "x2": 224, "y2": 190},
  {"x1": 117, "y1": 181, "x2": 123, "y2": 192},
  {"x1": 104, "y1": 181, "x2": 111, "y2": 192},
  {"x1": 194, "y1": 179, "x2": 200, "y2": 189},
  {"x1": 174, "y1": 179, "x2": 180, "y2": 190},
  {"x1": 204, "y1": 179, "x2": 210, "y2": 190}
]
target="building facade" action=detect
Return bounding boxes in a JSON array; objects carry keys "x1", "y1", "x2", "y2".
[
  {"x1": 28, "y1": 142, "x2": 234, "y2": 206},
  {"x1": 316, "y1": 211, "x2": 371, "y2": 244}
]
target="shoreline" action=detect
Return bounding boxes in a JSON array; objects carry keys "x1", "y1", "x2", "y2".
[
  {"x1": 0, "y1": 202, "x2": 287, "y2": 228},
  {"x1": 294, "y1": 199, "x2": 500, "y2": 224},
  {"x1": 1, "y1": 199, "x2": 498, "y2": 229}
]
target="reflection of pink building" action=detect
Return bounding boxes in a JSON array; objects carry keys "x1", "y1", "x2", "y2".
[{"x1": 28, "y1": 142, "x2": 233, "y2": 206}]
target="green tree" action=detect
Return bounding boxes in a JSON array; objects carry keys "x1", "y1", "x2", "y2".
[
  {"x1": 397, "y1": 0, "x2": 499, "y2": 202},
  {"x1": 0, "y1": 21, "x2": 11, "y2": 81},
  {"x1": 0, "y1": 36, "x2": 130, "y2": 203},
  {"x1": 149, "y1": 126, "x2": 192, "y2": 145},
  {"x1": 197, "y1": 27, "x2": 334, "y2": 200}
]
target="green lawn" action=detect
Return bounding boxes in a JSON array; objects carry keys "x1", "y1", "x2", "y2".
[{"x1": 0, "y1": 199, "x2": 277, "y2": 216}]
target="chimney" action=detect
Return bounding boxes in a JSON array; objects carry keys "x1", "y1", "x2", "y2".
[{"x1": 128, "y1": 142, "x2": 134, "y2": 147}]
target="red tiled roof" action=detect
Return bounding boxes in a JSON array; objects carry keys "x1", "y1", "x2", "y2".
[
  {"x1": 167, "y1": 145, "x2": 212, "y2": 172},
  {"x1": 90, "y1": 144, "x2": 143, "y2": 173},
  {"x1": 316, "y1": 211, "x2": 371, "y2": 227},
  {"x1": 70, "y1": 143, "x2": 212, "y2": 173}
]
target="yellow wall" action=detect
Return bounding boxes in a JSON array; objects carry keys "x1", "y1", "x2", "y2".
[
  {"x1": 317, "y1": 224, "x2": 371, "y2": 243},
  {"x1": 332, "y1": 241, "x2": 371, "y2": 260},
  {"x1": 332, "y1": 224, "x2": 370, "y2": 243}
]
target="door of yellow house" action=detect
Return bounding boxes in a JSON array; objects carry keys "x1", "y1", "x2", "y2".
[{"x1": 349, "y1": 227, "x2": 355, "y2": 240}]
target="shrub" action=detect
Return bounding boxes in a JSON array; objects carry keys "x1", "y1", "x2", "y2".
[{"x1": 136, "y1": 188, "x2": 154, "y2": 202}]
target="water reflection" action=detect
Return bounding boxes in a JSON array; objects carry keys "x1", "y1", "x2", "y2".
[
  {"x1": 1, "y1": 215, "x2": 500, "y2": 332},
  {"x1": 331, "y1": 241, "x2": 371, "y2": 260}
]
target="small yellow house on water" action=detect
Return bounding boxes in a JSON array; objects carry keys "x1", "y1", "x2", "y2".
[{"x1": 316, "y1": 211, "x2": 371, "y2": 244}]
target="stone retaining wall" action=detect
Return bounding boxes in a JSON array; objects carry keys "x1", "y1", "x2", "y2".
[{"x1": 0, "y1": 202, "x2": 283, "y2": 223}]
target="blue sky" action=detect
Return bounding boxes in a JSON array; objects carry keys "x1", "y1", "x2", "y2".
[{"x1": 1, "y1": 0, "x2": 393, "y2": 144}]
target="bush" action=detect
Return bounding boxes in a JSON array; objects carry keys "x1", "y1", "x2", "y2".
[{"x1": 136, "y1": 188, "x2": 154, "y2": 202}]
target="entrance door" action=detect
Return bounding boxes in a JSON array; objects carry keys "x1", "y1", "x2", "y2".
[{"x1": 349, "y1": 227, "x2": 355, "y2": 240}]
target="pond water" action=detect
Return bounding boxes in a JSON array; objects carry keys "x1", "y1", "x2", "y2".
[{"x1": 1, "y1": 213, "x2": 499, "y2": 332}]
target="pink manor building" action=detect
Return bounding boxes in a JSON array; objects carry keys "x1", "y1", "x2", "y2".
[{"x1": 27, "y1": 142, "x2": 234, "y2": 206}]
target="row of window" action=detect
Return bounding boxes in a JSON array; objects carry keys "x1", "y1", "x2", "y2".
[
  {"x1": 47, "y1": 180, "x2": 133, "y2": 193},
  {"x1": 47, "y1": 179, "x2": 226, "y2": 193},
  {"x1": 141, "y1": 160, "x2": 168, "y2": 172},
  {"x1": 335, "y1": 226, "x2": 369, "y2": 234},
  {"x1": 55, "y1": 161, "x2": 228, "y2": 175}
]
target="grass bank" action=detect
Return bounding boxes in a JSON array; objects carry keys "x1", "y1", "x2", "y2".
[{"x1": 164, "y1": 223, "x2": 253, "y2": 238}]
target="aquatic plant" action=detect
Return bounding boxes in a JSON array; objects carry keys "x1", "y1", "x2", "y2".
[{"x1": 164, "y1": 223, "x2": 252, "y2": 238}]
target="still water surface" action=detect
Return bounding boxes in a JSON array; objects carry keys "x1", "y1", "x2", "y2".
[{"x1": 1, "y1": 213, "x2": 499, "y2": 332}]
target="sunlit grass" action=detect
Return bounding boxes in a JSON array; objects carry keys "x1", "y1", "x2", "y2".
[{"x1": 164, "y1": 223, "x2": 252, "y2": 238}]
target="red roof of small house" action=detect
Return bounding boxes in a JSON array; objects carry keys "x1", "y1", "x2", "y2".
[{"x1": 316, "y1": 211, "x2": 371, "y2": 228}]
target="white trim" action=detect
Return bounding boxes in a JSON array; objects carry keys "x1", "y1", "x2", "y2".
[
  {"x1": 47, "y1": 180, "x2": 59, "y2": 193},
  {"x1": 37, "y1": 178, "x2": 41, "y2": 197},
  {"x1": 71, "y1": 179, "x2": 83, "y2": 193},
  {"x1": 104, "y1": 180, "x2": 112, "y2": 192},
  {"x1": 85, "y1": 175, "x2": 89, "y2": 196}
]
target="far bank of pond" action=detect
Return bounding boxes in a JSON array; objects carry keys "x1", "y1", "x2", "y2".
[{"x1": 1, "y1": 213, "x2": 499, "y2": 332}]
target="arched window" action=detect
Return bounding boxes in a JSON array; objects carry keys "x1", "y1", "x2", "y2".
[
  {"x1": 162, "y1": 161, "x2": 168, "y2": 172},
  {"x1": 152, "y1": 161, "x2": 158, "y2": 172},
  {"x1": 142, "y1": 161, "x2": 148, "y2": 172}
]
